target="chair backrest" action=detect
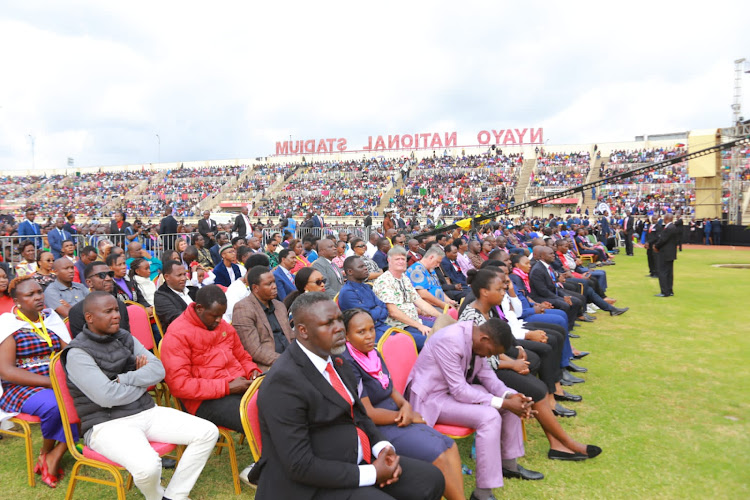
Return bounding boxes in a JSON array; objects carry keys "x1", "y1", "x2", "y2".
[
  {"x1": 240, "y1": 376, "x2": 264, "y2": 461},
  {"x1": 63, "y1": 317, "x2": 72, "y2": 336},
  {"x1": 376, "y1": 328, "x2": 418, "y2": 394},
  {"x1": 126, "y1": 303, "x2": 154, "y2": 351},
  {"x1": 50, "y1": 354, "x2": 80, "y2": 425},
  {"x1": 49, "y1": 353, "x2": 87, "y2": 461}
]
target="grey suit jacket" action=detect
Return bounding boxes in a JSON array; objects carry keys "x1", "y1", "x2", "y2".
[{"x1": 311, "y1": 258, "x2": 344, "y2": 299}]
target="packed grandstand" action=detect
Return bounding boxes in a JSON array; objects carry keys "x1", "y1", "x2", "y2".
[{"x1": 1, "y1": 142, "x2": 747, "y2": 228}]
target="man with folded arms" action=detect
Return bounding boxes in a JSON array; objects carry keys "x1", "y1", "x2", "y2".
[{"x1": 64, "y1": 292, "x2": 219, "y2": 500}]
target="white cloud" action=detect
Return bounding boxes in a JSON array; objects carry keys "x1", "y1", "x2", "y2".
[{"x1": 0, "y1": 0, "x2": 748, "y2": 171}]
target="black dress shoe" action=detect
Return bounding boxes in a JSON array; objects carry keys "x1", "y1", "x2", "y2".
[
  {"x1": 561, "y1": 370, "x2": 585, "y2": 384},
  {"x1": 162, "y1": 457, "x2": 177, "y2": 469},
  {"x1": 554, "y1": 390, "x2": 582, "y2": 402},
  {"x1": 552, "y1": 403, "x2": 577, "y2": 417},
  {"x1": 577, "y1": 316, "x2": 595, "y2": 323},
  {"x1": 566, "y1": 362, "x2": 587, "y2": 373},
  {"x1": 548, "y1": 449, "x2": 587, "y2": 461},
  {"x1": 654, "y1": 293, "x2": 671, "y2": 297},
  {"x1": 585, "y1": 445, "x2": 602, "y2": 458},
  {"x1": 569, "y1": 332, "x2": 581, "y2": 338},
  {"x1": 502, "y1": 465, "x2": 544, "y2": 480},
  {"x1": 583, "y1": 313, "x2": 597, "y2": 321},
  {"x1": 572, "y1": 351, "x2": 589, "y2": 359},
  {"x1": 609, "y1": 306, "x2": 629, "y2": 316},
  {"x1": 470, "y1": 492, "x2": 497, "y2": 500}
]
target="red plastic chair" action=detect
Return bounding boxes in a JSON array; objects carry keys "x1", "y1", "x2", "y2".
[
  {"x1": 376, "y1": 328, "x2": 477, "y2": 440},
  {"x1": 49, "y1": 353, "x2": 177, "y2": 500},
  {"x1": 0, "y1": 412, "x2": 42, "y2": 487},
  {"x1": 124, "y1": 302, "x2": 156, "y2": 353},
  {"x1": 240, "y1": 376, "x2": 264, "y2": 462}
]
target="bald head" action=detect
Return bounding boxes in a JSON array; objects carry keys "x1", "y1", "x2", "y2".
[
  {"x1": 54, "y1": 257, "x2": 75, "y2": 285},
  {"x1": 128, "y1": 241, "x2": 142, "y2": 256},
  {"x1": 83, "y1": 291, "x2": 121, "y2": 336}
]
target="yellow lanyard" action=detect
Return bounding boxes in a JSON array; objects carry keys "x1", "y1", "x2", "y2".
[{"x1": 15, "y1": 309, "x2": 53, "y2": 347}]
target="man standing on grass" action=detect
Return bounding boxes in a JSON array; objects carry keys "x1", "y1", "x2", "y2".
[{"x1": 653, "y1": 213, "x2": 679, "y2": 297}]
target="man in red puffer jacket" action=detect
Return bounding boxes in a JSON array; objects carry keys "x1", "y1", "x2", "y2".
[{"x1": 161, "y1": 285, "x2": 261, "y2": 433}]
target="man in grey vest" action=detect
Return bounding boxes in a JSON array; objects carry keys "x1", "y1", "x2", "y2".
[{"x1": 63, "y1": 292, "x2": 219, "y2": 500}]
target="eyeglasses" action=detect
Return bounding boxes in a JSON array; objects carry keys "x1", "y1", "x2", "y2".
[
  {"x1": 354, "y1": 244, "x2": 366, "y2": 248},
  {"x1": 309, "y1": 278, "x2": 327, "y2": 286},
  {"x1": 92, "y1": 271, "x2": 115, "y2": 280}
]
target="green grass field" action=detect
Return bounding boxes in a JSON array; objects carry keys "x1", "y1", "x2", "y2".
[{"x1": 2, "y1": 246, "x2": 749, "y2": 499}]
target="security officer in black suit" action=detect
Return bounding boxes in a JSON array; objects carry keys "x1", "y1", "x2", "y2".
[
  {"x1": 644, "y1": 215, "x2": 662, "y2": 278},
  {"x1": 653, "y1": 214, "x2": 679, "y2": 297},
  {"x1": 622, "y1": 212, "x2": 635, "y2": 256}
]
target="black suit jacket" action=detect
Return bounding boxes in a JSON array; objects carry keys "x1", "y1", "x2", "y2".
[
  {"x1": 646, "y1": 221, "x2": 663, "y2": 245},
  {"x1": 153, "y1": 283, "x2": 198, "y2": 331},
  {"x1": 623, "y1": 215, "x2": 635, "y2": 232},
  {"x1": 528, "y1": 261, "x2": 563, "y2": 303},
  {"x1": 197, "y1": 218, "x2": 218, "y2": 242},
  {"x1": 654, "y1": 222, "x2": 679, "y2": 261},
  {"x1": 232, "y1": 214, "x2": 249, "y2": 239},
  {"x1": 254, "y1": 341, "x2": 385, "y2": 500},
  {"x1": 159, "y1": 215, "x2": 178, "y2": 236}
]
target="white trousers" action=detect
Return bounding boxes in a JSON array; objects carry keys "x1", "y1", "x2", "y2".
[{"x1": 88, "y1": 406, "x2": 219, "y2": 500}]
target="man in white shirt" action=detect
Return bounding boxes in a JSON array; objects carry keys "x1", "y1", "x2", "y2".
[
  {"x1": 365, "y1": 231, "x2": 380, "y2": 259},
  {"x1": 154, "y1": 260, "x2": 198, "y2": 330},
  {"x1": 253, "y1": 292, "x2": 444, "y2": 499}
]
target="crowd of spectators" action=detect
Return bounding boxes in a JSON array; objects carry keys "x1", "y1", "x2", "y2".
[
  {"x1": 530, "y1": 151, "x2": 591, "y2": 188},
  {"x1": 600, "y1": 161, "x2": 691, "y2": 186},
  {"x1": 607, "y1": 147, "x2": 684, "y2": 165}
]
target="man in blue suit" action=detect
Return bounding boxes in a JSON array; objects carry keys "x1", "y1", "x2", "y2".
[
  {"x1": 440, "y1": 243, "x2": 468, "y2": 289},
  {"x1": 47, "y1": 217, "x2": 72, "y2": 259},
  {"x1": 272, "y1": 248, "x2": 297, "y2": 301},
  {"x1": 17, "y1": 208, "x2": 42, "y2": 247},
  {"x1": 311, "y1": 212, "x2": 324, "y2": 228}
]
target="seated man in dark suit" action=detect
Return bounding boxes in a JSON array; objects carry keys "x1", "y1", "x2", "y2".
[
  {"x1": 253, "y1": 292, "x2": 444, "y2": 500},
  {"x1": 440, "y1": 244, "x2": 469, "y2": 300},
  {"x1": 232, "y1": 266, "x2": 294, "y2": 372},
  {"x1": 272, "y1": 248, "x2": 297, "y2": 301},
  {"x1": 528, "y1": 246, "x2": 585, "y2": 330},
  {"x1": 154, "y1": 260, "x2": 198, "y2": 331}
]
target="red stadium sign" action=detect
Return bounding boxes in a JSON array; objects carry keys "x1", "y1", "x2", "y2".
[{"x1": 274, "y1": 128, "x2": 543, "y2": 156}]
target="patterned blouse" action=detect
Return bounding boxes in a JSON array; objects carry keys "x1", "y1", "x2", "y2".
[
  {"x1": 0, "y1": 325, "x2": 63, "y2": 413},
  {"x1": 373, "y1": 271, "x2": 420, "y2": 329}
]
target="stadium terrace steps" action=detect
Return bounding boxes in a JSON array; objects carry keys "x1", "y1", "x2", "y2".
[
  {"x1": 516, "y1": 158, "x2": 537, "y2": 203},
  {"x1": 581, "y1": 156, "x2": 606, "y2": 214},
  {"x1": 377, "y1": 176, "x2": 403, "y2": 214}
]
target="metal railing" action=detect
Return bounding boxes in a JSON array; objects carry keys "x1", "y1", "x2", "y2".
[{"x1": 0, "y1": 232, "x2": 193, "y2": 270}]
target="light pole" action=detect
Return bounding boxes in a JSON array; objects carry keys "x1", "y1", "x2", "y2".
[
  {"x1": 155, "y1": 134, "x2": 161, "y2": 164},
  {"x1": 28, "y1": 134, "x2": 35, "y2": 170}
]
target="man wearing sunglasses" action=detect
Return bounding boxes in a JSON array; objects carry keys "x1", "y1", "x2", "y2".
[{"x1": 68, "y1": 262, "x2": 131, "y2": 338}]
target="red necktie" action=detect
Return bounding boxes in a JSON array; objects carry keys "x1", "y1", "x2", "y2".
[{"x1": 325, "y1": 363, "x2": 371, "y2": 463}]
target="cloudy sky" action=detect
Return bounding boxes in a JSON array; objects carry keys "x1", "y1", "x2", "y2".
[{"x1": 1, "y1": 1, "x2": 748, "y2": 171}]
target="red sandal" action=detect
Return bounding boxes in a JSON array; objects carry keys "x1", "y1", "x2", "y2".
[{"x1": 34, "y1": 453, "x2": 59, "y2": 488}]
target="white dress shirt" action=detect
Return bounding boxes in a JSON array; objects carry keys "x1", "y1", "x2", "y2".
[
  {"x1": 168, "y1": 286, "x2": 194, "y2": 306},
  {"x1": 296, "y1": 340, "x2": 392, "y2": 487}
]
